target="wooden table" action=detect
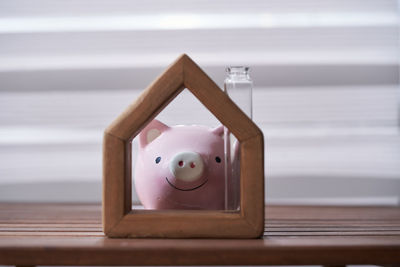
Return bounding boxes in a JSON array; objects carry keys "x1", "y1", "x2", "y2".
[{"x1": 0, "y1": 203, "x2": 399, "y2": 266}]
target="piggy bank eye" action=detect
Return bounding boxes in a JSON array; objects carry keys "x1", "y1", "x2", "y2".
[
  {"x1": 155, "y1": 156, "x2": 161, "y2": 164},
  {"x1": 215, "y1": 156, "x2": 221, "y2": 163}
]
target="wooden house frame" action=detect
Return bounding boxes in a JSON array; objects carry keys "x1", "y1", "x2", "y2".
[{"x1": 103, "y1": 54, "x2": 264, "y2": 238}]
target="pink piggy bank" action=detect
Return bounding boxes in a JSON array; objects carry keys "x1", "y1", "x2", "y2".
[{"x1": 134, "y1": 119, "x2": 225, "y2": 210}]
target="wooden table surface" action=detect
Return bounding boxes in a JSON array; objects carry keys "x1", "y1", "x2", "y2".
[{"x1": 0, "y1": 203, "x2": 399, "y2": 266}]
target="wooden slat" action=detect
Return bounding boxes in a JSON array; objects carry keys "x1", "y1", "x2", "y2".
[
  {"x1": 0, "y1": 232, "x2": 103, "y2": 236},
  {"x1": 265, "y1": 231, "x2": 400, "y2": 236},
  {"x1": 0, "y1": 203, "x2": 399, "y2": 265}
]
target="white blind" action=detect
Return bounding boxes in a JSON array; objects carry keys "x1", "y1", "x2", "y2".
[{"x1": 0, "y1": 0, "x2": 399, "y2": 205}]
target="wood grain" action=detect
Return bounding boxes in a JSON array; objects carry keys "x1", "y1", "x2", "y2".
[
  {"x1": 102, "y1": 132, "x2": 127, "y2": 234},
  {"x1": 0, "y1": 203, "x2": 400, "y2": 265}
]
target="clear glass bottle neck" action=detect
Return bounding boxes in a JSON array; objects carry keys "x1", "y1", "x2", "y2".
[{"x1": 226, "y1": 66, "x2": 251, "y2": 80}]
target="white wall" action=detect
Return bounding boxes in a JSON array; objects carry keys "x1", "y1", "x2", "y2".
[{"x1": 0, "y1": 0, "x2": 399, "y2": 205}]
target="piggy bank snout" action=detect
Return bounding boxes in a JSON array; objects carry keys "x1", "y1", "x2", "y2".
[{"x1": 169, "y1": 151, "x2": 204, "y2": 182}]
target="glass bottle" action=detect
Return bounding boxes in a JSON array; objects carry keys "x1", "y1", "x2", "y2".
[
  {"x1": 223, "y1": 66, "x2": 253, "y2": 210},
  {"x1": 224, "y1": 66, "x2": 253, "y2": 118}
]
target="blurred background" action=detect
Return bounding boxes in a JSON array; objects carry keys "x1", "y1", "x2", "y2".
[{"x1": 0, "y1": 0, "x2": 399, "y2": 205}]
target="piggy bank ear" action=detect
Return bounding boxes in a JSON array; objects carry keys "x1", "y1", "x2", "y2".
[
  {"x1": 211, "y1": 125, "x2": 224, "y2": 137},
  {"x1": 139, "y1": 119, "x2": 169, "y2": 149}
]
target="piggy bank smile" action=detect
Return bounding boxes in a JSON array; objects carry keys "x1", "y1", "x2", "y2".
[{"x1": 165, "y1": 177, "x2": 208, "y2": 191}]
